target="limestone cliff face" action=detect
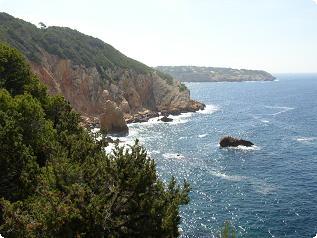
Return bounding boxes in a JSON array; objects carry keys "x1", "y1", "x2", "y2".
[{"x1": 29, "y1": 50, "x2": 204, "y2": 133}]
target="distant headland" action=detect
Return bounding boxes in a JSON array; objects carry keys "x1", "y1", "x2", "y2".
[{"x1": 156, "y1": 66, "x2": 275, "y2": 82}]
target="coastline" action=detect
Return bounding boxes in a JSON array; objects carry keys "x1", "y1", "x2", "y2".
[{"x1": 96, "y1": 103, "x2": 218, "y2": 154}]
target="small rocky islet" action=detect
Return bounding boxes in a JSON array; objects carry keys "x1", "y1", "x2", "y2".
[{"x1": 219, "y1": 136, "x2": 254, "y2": 148}]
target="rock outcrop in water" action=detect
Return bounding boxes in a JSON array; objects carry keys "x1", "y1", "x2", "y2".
[
  {"x1": 156, "y1": 66, "x2": 275, "y2": 82},
  {"x1": 160, "y1": 116, "x2": 173, "y2": 122},
  {"x1": 0, "y1": 13, "x2": 205, "y2": 134},
  {"x1": 99, "y1": 100, "x2": 129, "y2": 135},
  {"x1": 219, "y1": 136, "x2": 254, "y2": 147}
]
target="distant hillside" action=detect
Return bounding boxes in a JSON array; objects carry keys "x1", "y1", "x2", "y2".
[
  {"x1": 0, "y1": 12, "x2": 171, "y2": 79},
  {"x1": 156, "y1": 66, "x2": 275, "y2": 82},
  {"x1": 0, "y1": 13, "x2": 204, "y2": 133}
]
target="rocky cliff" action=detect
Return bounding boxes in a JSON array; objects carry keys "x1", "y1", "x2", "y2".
[
  {"x1": 156, "y1": 66, "x2": 275, "y2": 82},
  {"x1": 0, "y1": 13, "x2": 205, "y2": 134}
]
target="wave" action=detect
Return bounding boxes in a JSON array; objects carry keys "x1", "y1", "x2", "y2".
[
  {"x1": 210, "y1": 171, "x2": 247, "y2": 182},
  {"x1": 198, "y1": 134, "x2": 208, "y2": 138},
  {"x1": 128, "y1": 112, "x2": 194, "y2": 126},
  {"x1": 296, "y1": 137, "x2": 316, "y2": 142},
  {"x1": 169, "y1": 112, "x2": 194, "y2": 124},
  {"x1": 220, "y1": 145, "x2": 260, "y2": 151},
  {"x1": 250, "y1": 179, "x2": 277, "y2": 195},
  {"x1": 91, "y1": 125, "x2": 143, "y2": 155},
  {"x1": 163, "y1": 153, "x2": 185, "y2": 159},
  {"x1": 198, "y1": 104, "x2": 219, "y2": 114},
  {"x1": 252, "y1": 115, "x2": 270, "y2": 124},
  {"x1": 295, "y1": 137, "x2": 316, "y2": 144},
  {"x1": 148, "y1": 150, "x2": 161, "y2": 157},
  {"x1": 260, "y1": 119, "x2": 270, "y2": 123},
  {"x1": 210, "y1": 171, "x2": 276, "y2": 194},
  {"x1": 264, "y1": 105, "x2": 295, "y2": 116}
]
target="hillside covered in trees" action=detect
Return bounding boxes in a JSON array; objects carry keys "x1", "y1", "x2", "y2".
[{"x1": 0, "y1": 12, "x2": 156, "y2": 77}]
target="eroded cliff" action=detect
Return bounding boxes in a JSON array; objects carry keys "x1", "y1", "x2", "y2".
[
  {"x1": 0, "y1": 12, "x2": 205, "y2": 134},
  {"x1": 30, "y1": 49, "x2": 204, "y2": 134}
]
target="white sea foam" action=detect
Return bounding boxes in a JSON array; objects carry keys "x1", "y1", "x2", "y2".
[
  {"x1": 296, "y1": 137, "x2": 316, "y2": 142},
  {"x1": 260, "y1": 119, "x2": 270, "y2": 123},
  {"x1": 211, "y1": 170, "x2": 276, "y2": 194},
  {"x1": 198, "y1": 104, "x2": 219, "y2": 114},
  {"x1": 198, "y1": 134, "x2": 208, "y2": 138},
  {"x1": 238, "y1": 226, "x2": 246, "y2": 232},
  {"x1": 220, "y1": 145, "x2": 260, "y2": 151},
  {"x1": 163, "y1": 153, "x2": 185, "y2": 159},
  {"x1": 250, "y1": 180, "x2": 277, "y2": 195},
  {"x1": 169, "y1": 112, "x2": 194, "y2": 124},
  {"x1": 94, "y1": 125, "x2": 142, "y2": 154},
  {"x1": 91, "y1": 127, "x2": 100, "y2": 134},
  {"x1": 295, "y1": 137, "x2": 317, "y2": 144},
  {"x1": 128, "y1": 112, "x2": 193, "y2": 126},
  {"x1": 210, "y1": 171, "x2": 247, "y2": 182},
  {"x1": 104, "y1": 144, "x2": 116, "y2": 154},
  {"x1": 264, "y1": 105, "x2": 295, "y2": 116},
  {"x1": 150, "y1": 150, "x2": 160, "y2": 154}
]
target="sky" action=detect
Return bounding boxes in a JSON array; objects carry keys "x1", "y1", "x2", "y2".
[{"x1": 1, "y1": 0, "x2": 317, "y2": 73}]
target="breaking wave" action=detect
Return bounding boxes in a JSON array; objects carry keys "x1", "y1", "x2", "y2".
[{"x1": 198, "y1": 104, "x2": 219, "y2": 114}]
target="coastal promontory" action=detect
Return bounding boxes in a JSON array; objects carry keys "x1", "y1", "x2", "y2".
[{"x1": 156, "y1": 66, "x2": 275, "y2": 82}]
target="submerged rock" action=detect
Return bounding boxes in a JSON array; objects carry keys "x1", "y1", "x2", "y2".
[
  {"x1": 219, "y1": 136, "x2": 254, "y2": 147},
  {"x1": 160, "y1": 116, "x2": 173, "y2": 122},
  {"x1": 103, "y1": 137, "x2": 121, "y2": 144},
  {"x1": 126, "y1": 111, "x2": 160, "y2": 123}
]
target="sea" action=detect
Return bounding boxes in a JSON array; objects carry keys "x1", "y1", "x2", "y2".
[{"x1": 110, "y1": 74, "x2": 317, "y2": 237}]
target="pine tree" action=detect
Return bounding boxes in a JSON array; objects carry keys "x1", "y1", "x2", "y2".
[{"x1": 0, "y1": 43, "x2": 190, "y2": 237}]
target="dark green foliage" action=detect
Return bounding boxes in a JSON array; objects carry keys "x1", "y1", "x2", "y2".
[
  {"x1": 0, "y1": 12, "x2": 174, "y2": 81},
  {"x1": 0, "y1": 43, "x2": 32, "y2": 95},
  {"x1": 156, "y1": 70, "x2": 174, "y2": 85},
  {"x1": 178, "y1": 83, "x2": 187, "y2": 92},
  {"x1": 0, "y1": 43, "x2": 189, "y2": 237}
]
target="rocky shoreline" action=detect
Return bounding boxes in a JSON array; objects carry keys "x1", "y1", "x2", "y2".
[
  {"x1": 82, "y1": 101, "x2": 206, "y2": 132},
  {"x1": 126, "y1": 102, "x2": 206, "y2": 124}
]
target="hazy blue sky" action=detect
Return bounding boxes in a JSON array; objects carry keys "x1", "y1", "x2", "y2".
[{"x1": 1, "y1": 0, "x2": 317, "y2": 73}]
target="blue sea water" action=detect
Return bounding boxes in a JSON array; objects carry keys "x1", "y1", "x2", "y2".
[{"x1": 123, "y1": 74, "x2": 317, "y2": 237}]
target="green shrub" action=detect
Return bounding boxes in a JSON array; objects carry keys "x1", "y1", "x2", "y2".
[{"x1": 178, "y1": 83, "x2": 187, "y2": 92}]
